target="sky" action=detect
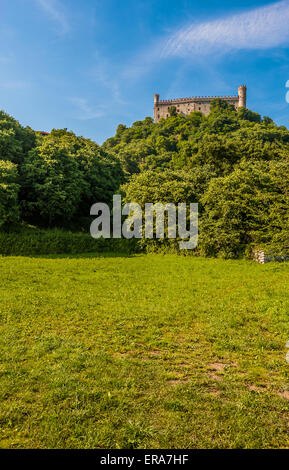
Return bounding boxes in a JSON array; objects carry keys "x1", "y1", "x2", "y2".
[{"x1": 1, "y1": 0, "x2": 289, "y2": 143}]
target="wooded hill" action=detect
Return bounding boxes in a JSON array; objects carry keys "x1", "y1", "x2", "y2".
[{"x1": 0, "y1": 99, "x2": 288, "y2": 257}]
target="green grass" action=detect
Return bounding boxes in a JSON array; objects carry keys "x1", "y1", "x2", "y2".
[{"x1": 0, "y1": 254, "x2": 289, "y2": 449}]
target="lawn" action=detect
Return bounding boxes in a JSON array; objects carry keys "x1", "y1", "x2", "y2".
[{"x1": 0, "y1": 254, "x2": 289, "y2": 449}]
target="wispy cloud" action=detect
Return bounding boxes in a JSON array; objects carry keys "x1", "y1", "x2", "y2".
[
  {"x1": 68, "y1": 97, "x2": 104, "y2": 120},
  {"x1": 34, "y1": 0, "x2": 69, "y2": 34},
  {"x1": 161, "y1": 0, "x2": 289, "y2": 58},
  {"x1": 89, "y1": 55, "x2": 126, "y2": 105}
]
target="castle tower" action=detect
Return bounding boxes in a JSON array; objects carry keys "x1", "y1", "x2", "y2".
[
  {"x1": 238, "y1": 85, "x2": 247, "y2": 108},
  {"x1": 154, "y1": 94, "x2": 159, "y2": 122}
]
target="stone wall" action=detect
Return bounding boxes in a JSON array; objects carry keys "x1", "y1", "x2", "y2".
[
  {"x1": 253, "y1": 250, "x2": 289, "y2": 264},
  {"x1": 153, "y1": 85, "x2": 247, "y2": 123}
]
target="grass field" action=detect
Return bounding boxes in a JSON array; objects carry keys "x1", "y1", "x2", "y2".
[{"x1": 0, "y1": 254, "x2": 289, "y2": 449}]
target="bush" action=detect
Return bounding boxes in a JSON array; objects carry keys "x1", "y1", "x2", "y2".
[
  {"x1": 0, "y1": 228, "x2": 141, "y2": 256},
  {"x1": 0, "y1": 160, "x2": 20, "y2": 228}
]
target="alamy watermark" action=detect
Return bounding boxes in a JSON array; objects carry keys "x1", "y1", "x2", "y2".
[
  {"x1": 90, "y1": 195, "x2": 198, "y2": 250},
  {"x1": 286, "y1": 80, "x2": 289, "y2": 103}
]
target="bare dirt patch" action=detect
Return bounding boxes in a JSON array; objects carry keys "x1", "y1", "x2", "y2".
[
  {"x1": 208, "y1": 362, "x2": 226, "y2": 372},
  {"x1": 208, "y1": 372, "x2": 222, "y2": 382},
  {"x1": 207, "y1": 388, "x2": 221, "y2": 397},
  {"x1": 276, "y1": 391, "x2": 289, "y2": 400},
  {"x1": 207, "y1": 362, "x2": 226, "y2": 381},
  {"x1": 248, "y1": 385, "x2": 265, "y2": 392},
  {"x1": 167, "y1": 378, "x2": 191, "y2": 386}
]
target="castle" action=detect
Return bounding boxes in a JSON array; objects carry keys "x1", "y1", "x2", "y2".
[{"x1": 153, "y1": 85, "x2": 247, "y2": 123}]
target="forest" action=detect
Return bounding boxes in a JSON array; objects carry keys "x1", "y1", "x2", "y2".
[{"x1": 1, "y1": 99, "x2": 288, "y2": 257}]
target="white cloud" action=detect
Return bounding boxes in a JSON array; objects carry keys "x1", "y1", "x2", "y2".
[
  {"x1": 34, "y1": 0, "x2": 69, "y2": 34},
  {"x1": 161, "y1": 0, "x2": 289, "y2": 58},
  {"x1": 68, "y1": 97, "x2": 104, "y2": 120}
]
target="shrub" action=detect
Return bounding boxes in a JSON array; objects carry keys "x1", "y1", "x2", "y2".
[
  {"x1": 0, "y1": 160, "x2": 20, "y2": 228},
  {"x1": 0, "y1": 228, "x2": 141, "y2": 256}
]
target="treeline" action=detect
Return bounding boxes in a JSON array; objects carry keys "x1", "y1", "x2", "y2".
[
  {"x1": 0, "y1": 100, "x2": 289, "y2": 257},
  {"x1": 0, "y1": 113, "x2": 123, "y2": 230}
]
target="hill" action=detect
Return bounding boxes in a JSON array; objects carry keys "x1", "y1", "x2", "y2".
[
  {"x1": 0, "y1": 100, "x2": 288, "y2": 258},
  {"x1": 103, "y1": 100, "x2": 289, "y2": 258}
]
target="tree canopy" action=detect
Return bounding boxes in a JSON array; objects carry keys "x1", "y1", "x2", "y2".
[
  {"x1": 103, "y1": 100, "x2": 289, "y2": 256},
  {"x1": 0, "y1": 100, "x2": 288, "y2": 258}
]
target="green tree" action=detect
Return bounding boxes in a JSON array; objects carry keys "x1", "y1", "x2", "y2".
[
  {"x1": 21, "y1": 130, "x2": 124, "y2": 226},
  {"x1": 200, "y1": 161, "x2": 289, "y2": 258},
  {"x1": 21, "y1": 134, "x2": 86, "y2": 226},
  {"x1": 168, "y1": 106, "x2": 177, "y2": 116},
  {"x1": 0, "y1": 110, "x2": 36, "y2": 164},
  {"x1": 0, "y1": 160, "x2": 20, "y2": 228},
  {"x1": 75, "y1": 139, "x2": 124, "y2": 213},
  {"x1": 122, "y1": 170, "x2": 197, "y2": 207}
]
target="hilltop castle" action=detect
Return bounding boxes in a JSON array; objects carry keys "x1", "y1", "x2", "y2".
[{"x1": 153, "y1": 85, "x2": 247, "y2": 123}]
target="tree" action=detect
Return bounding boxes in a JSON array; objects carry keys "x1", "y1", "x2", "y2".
[
  {"x1": 200, "y1": 161, "x2": 289, "y2": 258},
  {"x1": 75, "y1": 139, "x2": 124, "y2": 213},
  {"x1": 237, "y1": 107, "x2": 261, "y2": 123},
  {"x1": 262, "y1": 116, "x2": 274, "y2": 125},
  {"x1": 122, "y1": 170, "x2": 197, "y2": 207},
  {"x1": 21, "y1": 130, "x2": 124, "y2": 226},
  {"x1": 0, "y1": 160, "x2": 20, "y2": 228},
  {"x1": 0, "y1": 110, "x2": 36, "y2": 164},
  {"x1": 21, "y1": 134, "x2": 86, "y2": 226},
  {"x1": 210, "y1": 98, "x2": 236, "y2": 113},
  {"x1": 168, "y1": 106, "x2": 177, "y2": 116}
]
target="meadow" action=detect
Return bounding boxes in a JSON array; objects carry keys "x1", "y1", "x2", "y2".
[{"x1": 0, "y1": 254, "x2": 288, "y2": 449}]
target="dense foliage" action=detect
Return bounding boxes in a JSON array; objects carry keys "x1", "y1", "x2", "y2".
[
  {"x1": 21, "y1": 130, "x2": 123, "y2": 226},
  {"x1": 0, "y1": 110, "x2": 36, "y2": 164},
  {"x1": 0, "y1": 160, "x2": 20, "y2": 228},
  {"x1": 0, "y1": 227, "x2": 139, "y2": 255},
  {"x1": 0, "y1": 117, "x2": 124, "y2": 229},
  {"x1": 0, "y1": 100, "x2": 288, "y2": 257},
  {"x1": 103, "y1": 100, "x2": 289, "y2": 257}
]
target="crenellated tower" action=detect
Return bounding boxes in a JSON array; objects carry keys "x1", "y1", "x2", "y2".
[
  {"x1": 154, "y1": 94, "x2": 160, "y2": 122},
  {"x1": 238, "y1": 85, "x2": 247, "y2": 108}
]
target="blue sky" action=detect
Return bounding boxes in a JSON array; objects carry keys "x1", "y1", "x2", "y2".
[{"x1": 1, "y1": 0, "x2": 289, "y2": 143}]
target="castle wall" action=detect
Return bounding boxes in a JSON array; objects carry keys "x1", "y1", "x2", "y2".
[{"x1": 153, "y1": 86, "x2": 246, "y2": 123}]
